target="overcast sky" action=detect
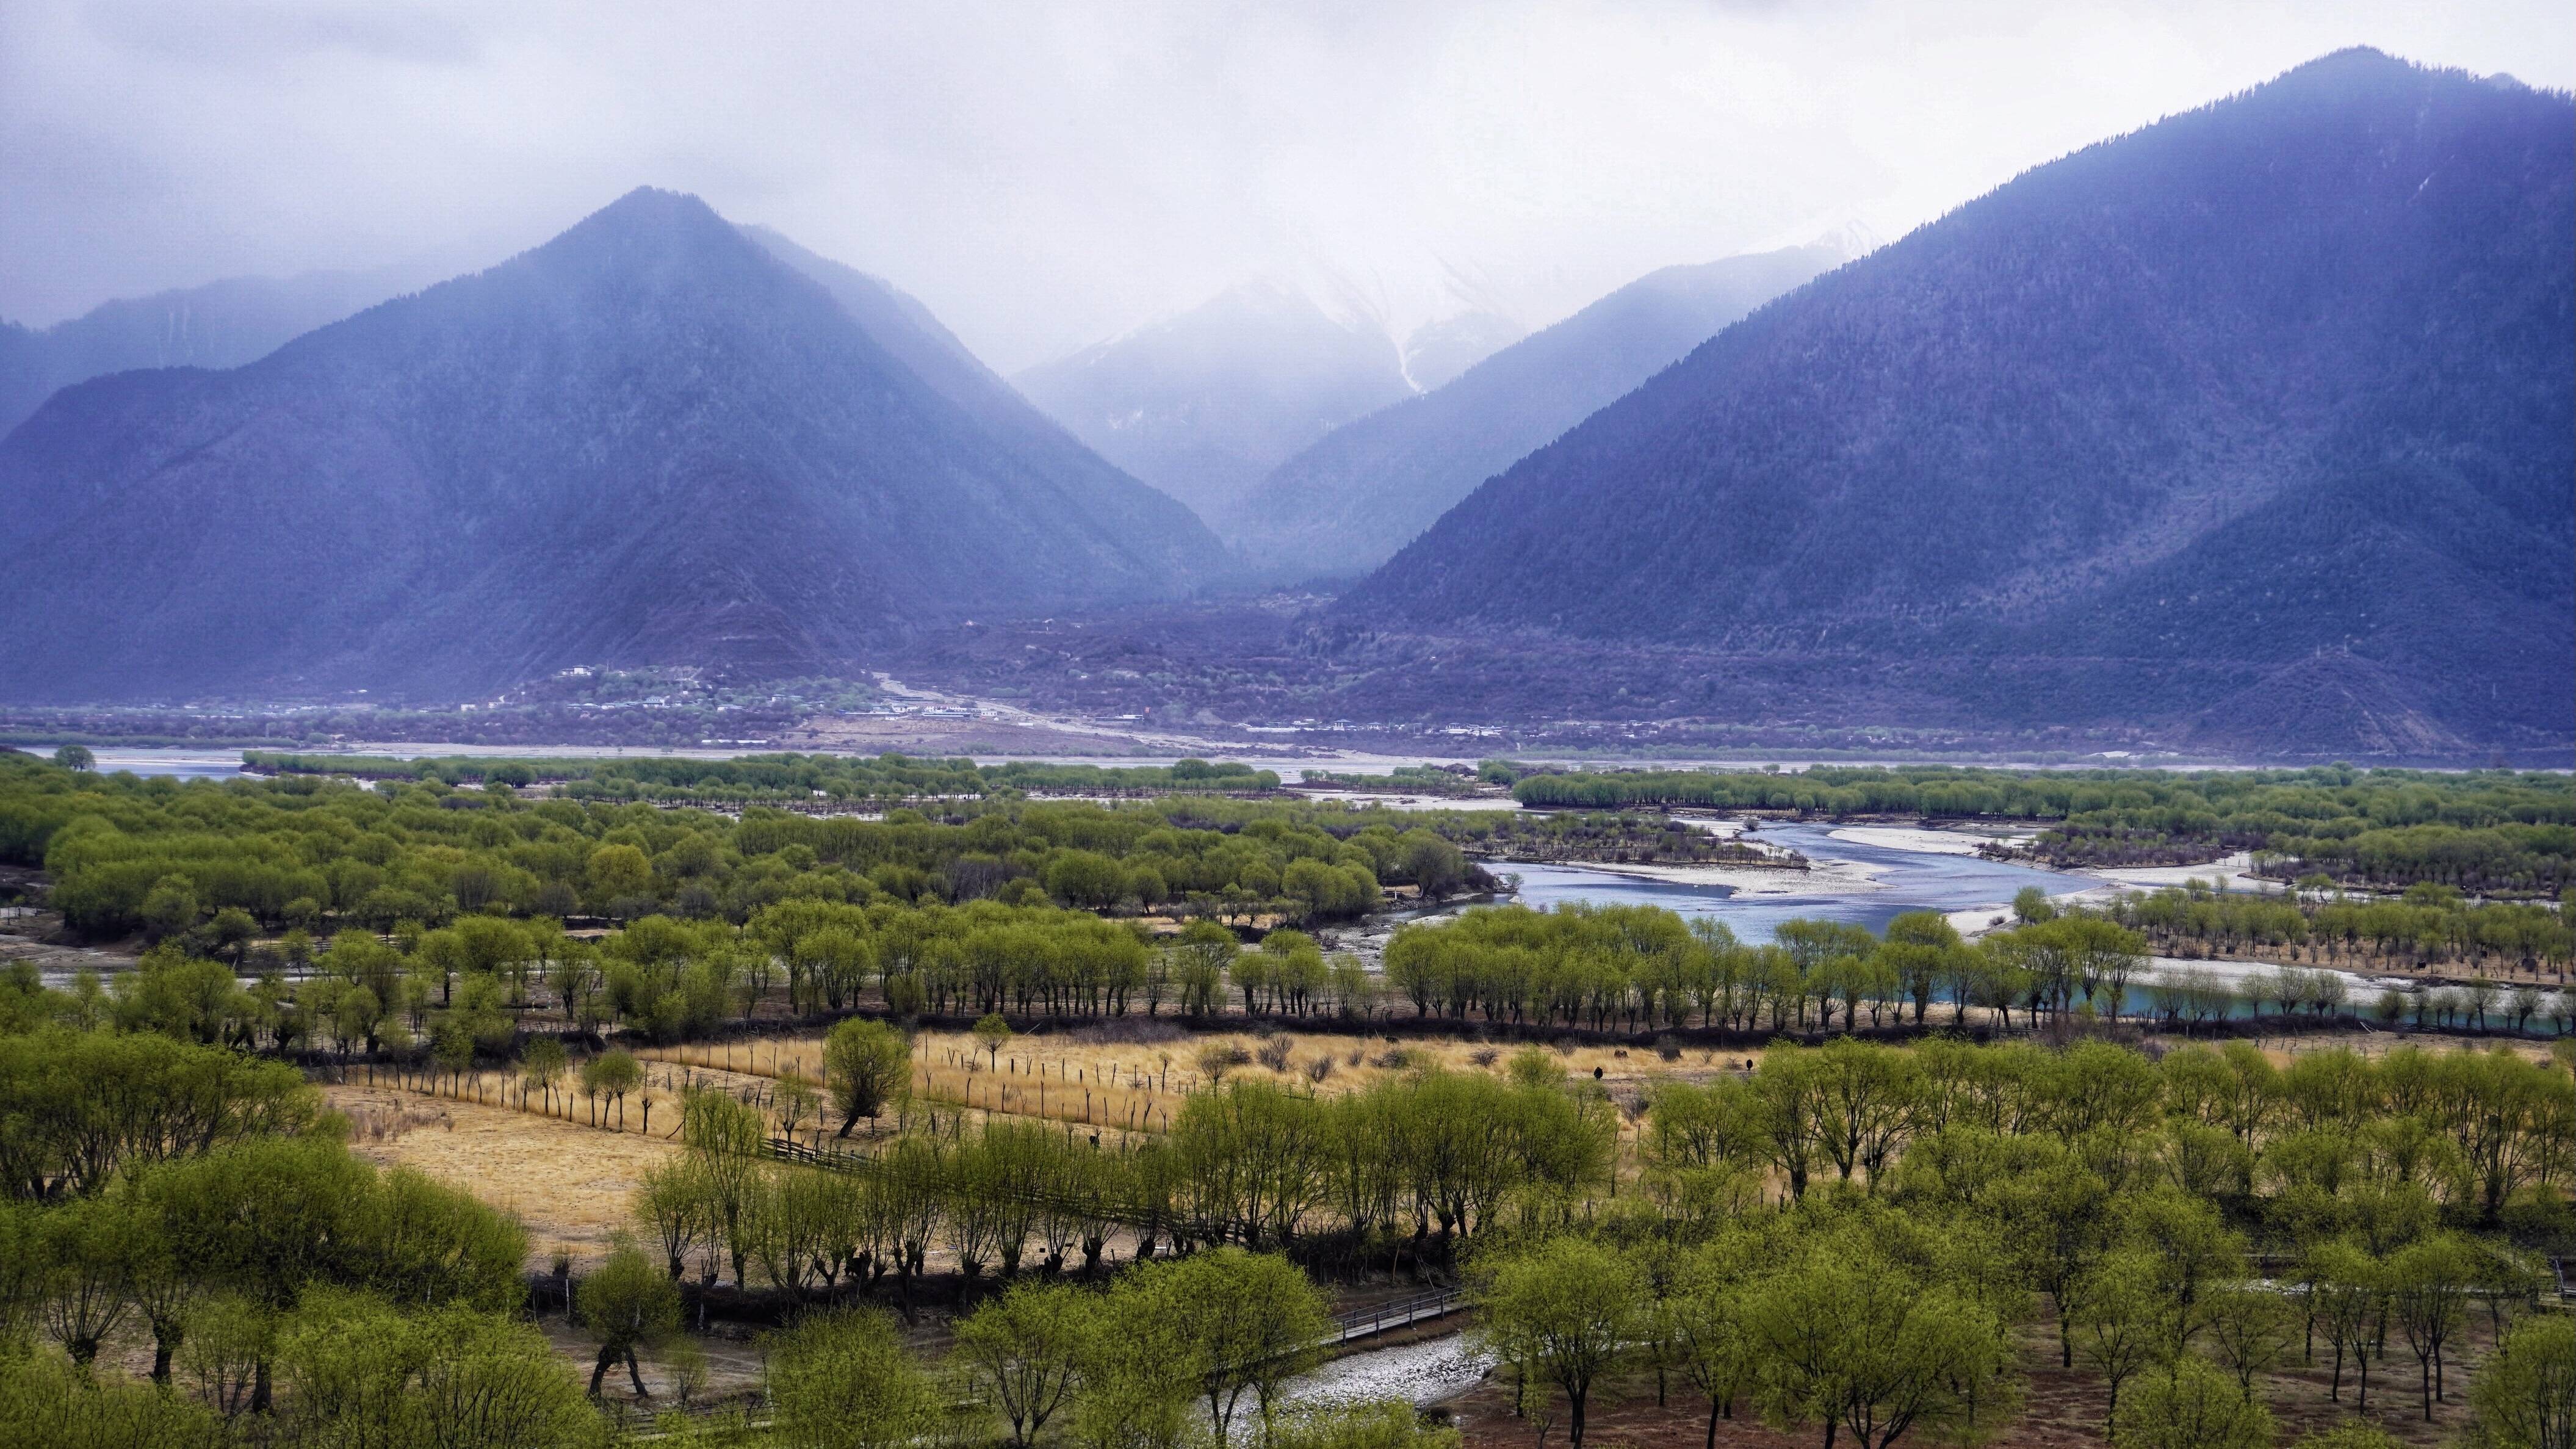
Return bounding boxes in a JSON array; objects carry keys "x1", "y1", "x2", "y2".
[{"x1": 3, "y1": 0, "x2": 2567, "y2": 371}]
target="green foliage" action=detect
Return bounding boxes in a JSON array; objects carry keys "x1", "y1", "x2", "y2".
[
  {"x1": 576, "y1": 1240, "x2": 682, "y2": 1398},
  {"x1": 0, "y1": 1028, "x2": 320, "y2": 1199},
  {"x1": 765, "y1": 1309, "x2": 940, "y2": 1449},
  {"x1": 1477, "y1": 1237, "x2": 1640, "y2": 1449},
  {"x1": 278, "y1": 1287, "x2": 604, "y2": 1448},
  {"x1": 954, "y1": 1279, "x2": 1094, "y2": 1447},
  {"x1": 2110, "y1": 1357, "x2": 2273, "y2": 1449},
  {"x1": 2469, "y1": 1315, "x2": 2576, "y2": 1449},
  {"x1": 823, "y1": 1016, "x2": 914, "y2": 1134},
  {"x1": 1514, "y1": 764, "x2": 2576, "y2": 895},
  {"x1": 0, "y1": 1351, "x2": 224, "y2": 1449}
]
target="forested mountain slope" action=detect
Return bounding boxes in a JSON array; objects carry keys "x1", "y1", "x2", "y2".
[
  {"x1": 1223, "y1": 245, "x2": 1838, "y2": 576},
  {"x1": 0, "y1": 267, "x2": 415, "y2": 436},
  {"x1": 1014, "y1": 281, "x2": 1417, "y2": 521},
  {"x1": 1338, "y1": 51, "x2": 2575, "y2": 755},
  {"x1": 0, "y1": 189, "x2": 1223, "y2": 702}
]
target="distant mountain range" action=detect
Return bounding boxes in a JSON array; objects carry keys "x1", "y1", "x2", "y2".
[
  {"x1": 0, "y1": 267, "x2": 422, "y2": 437},
  {"x1": 1014, "y1": 282, "x2": 1432, "y2": 522},
  {"x1": 1224, "y1": 245, "x2": 1840, "y2": 577},
  {"x1": 0, "y1": 189, "x2": 1221, "y2": 701},
  {"x1": 1339, "y1": 50, "x2": 2575, "y2": 756}
]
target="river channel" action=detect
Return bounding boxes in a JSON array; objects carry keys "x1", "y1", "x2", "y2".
[{"x1": 1480, "y1": 821, "x2": 2090, "y2": 944}]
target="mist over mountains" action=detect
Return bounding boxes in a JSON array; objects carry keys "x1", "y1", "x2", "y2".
[
  {"x1": 1224, "y1": 244, "x2": 1840, "y2": 577},
  {"x1": 0, "y1": 189, "x2": 1220, "y2": 701},
  {"x1": 1338, "y1": 49, "x2": 2575, "y2": 755},
  {"x1": 1013, "y1": 281, "x2": 1522, "y2": 523},
  {"x1": 0, "y1": 268, "x2": 422, "y2": 438},
  {"x1": 0, "y1": 49, "x2": 2564, "y2": 761}
]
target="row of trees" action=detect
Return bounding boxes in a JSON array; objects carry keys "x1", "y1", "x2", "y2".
[
  {"x1": 1646, "y1": 1038, "x2": 2574, "y2": 1228},
  {"x1": 0, "y1": 999, "x2": 1462, "y2": 1448},
  {"x1": 244, "y1": 749, "x2": 1284, "y2": 803},
  {"x1": 1468, "y1": 1191, "x2": 2576, "y2": 1449},
  {"x1": 2110, "y1": 880, "x2": 2576, "y2": 976},
  {"x1": 1, "y1": 751, "x2": 1506, "y2": 940},
  {"x1": 626, "y1": 1052, "x2": 1617, "y2": 1310},
  {"x1": 1510, "y1": 764, "x2": 2576, "y2": 894},
  {"x1": 1383, "y1": 903, "x2": 2155, "y2": 1033}
]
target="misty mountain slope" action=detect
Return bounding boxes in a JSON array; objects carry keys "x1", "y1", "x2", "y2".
[
  {"x1": 741, "y1": 223, "x2": 1207, "y2": 546},
  {"x1": 1338, "y1": 50, "x2": 2575, "y2": 751},
  {"x1": 0, "y1": 188, "x2": 1223, "y2": 702},
  {"x1": 1014, "y1": 281, "x2": 1417, "y2": 520},
  {"x1": 1224, "y1": 245, "x2": 1838, "y2": 576},
  {"x1": 0, "y1": 267, "x2": 416, "y2": 436}
]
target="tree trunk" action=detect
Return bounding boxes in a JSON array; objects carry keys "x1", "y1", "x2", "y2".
[{"x1": 591, "y1": 1343, "x2": 618, "y2": 1397}]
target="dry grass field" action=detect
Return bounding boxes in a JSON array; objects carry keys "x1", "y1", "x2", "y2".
[{"x1": 325, "y1": 1082, "x2": 679, "y2": 1268}]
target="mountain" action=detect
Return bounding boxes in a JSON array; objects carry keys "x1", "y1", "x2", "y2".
[
  {"x1": 0, "y1": 268, "x2": 417, "y2": 436},
  {"x1": 1224, "y1": 245, "x2": 1839, "y2": 577},
  {"x1": 0, "y1": 189, "x2": 1223, "y2": 702},
  {"x1": 1014, "y1": 281, "x2": 1418, "y2": 521},
  {"x1": 1402, "y1": 311, "x2": 1525, "y2": 392},
  {"x1": 1338, "y1": 51, "x2": 2574, "y2": 756}
]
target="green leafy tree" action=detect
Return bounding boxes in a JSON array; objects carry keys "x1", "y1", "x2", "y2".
[
  {"x1": 959, "y1": 1005, "x2": 1009, "y2": 1063},
  {"x1": 577, "y1": 1240, "x2": 682, "y2": 1399},
  {"x1": 1154, "y1": 1248, "x2": 1333, "y2": 1449},
  {"x1": 766, "y1": 1309, "x2": 939, "y2": 1449},
  {"x1": 954, "y1": 1279, "x2": 1094, "y2": 1447},
  {"x1": 824, "y1": 1017, "x2": 912, "y2": 1136},
  {"x1": 2112, "y1": 1357, "x2": 2273, "y2": 1449},
  {"x1": 2468, "y1": 1315, "x2": 2575, "y2": 1449},
  {"x1": 1479, "y1": 1237, "x2": 1639, "y2": 1449}
]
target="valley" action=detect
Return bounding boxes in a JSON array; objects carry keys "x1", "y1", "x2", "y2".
[{"x1": 1, "y1": 23, "x2": 2568, "y2": 1449}]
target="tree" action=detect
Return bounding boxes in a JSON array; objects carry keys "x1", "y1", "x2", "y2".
[
  {"x1": 1667, "y1": 1239, "x2": 1758, "y2": 1449},
  {"x1": 774, "y1": 1075, "x2": 821, "y2": 1146},
  {"x1": 1750, "y1": 1235, "x2": 2018, "y2": 1449},
  {"x1": 1479, "y1": 1238, "x2": 1638, "y2": 1449},
  {"x1": 634, "y1": 1158, "x2": 710, "y2": 1281},
  {"x1": 279, "y1": 1288, "x2": 603, "y2": 1448},
  {"x1": 37, "y1": 1194, "x2": 138, "y2": 1364},
  {"x1": 0, "y1": 1351, "x2": 224, "y2": 1446},
  {"x1": 824, "y1": 1018, "x2": 912, "y2": 1136},
  {"x1": 576, "y1": 1241, "x2": 681, "y2": 1398},
  {"x1": 974, "y1": 1013, "x2": 1014, "y2": 1072},
  {"x1": 2199, "y1": 1285, "x2": 2295, "y2": 1396},
  {"x1": 2112, "y1": 1357, "x2": 2273, "y2": 1449},
  {"x1": 2387, "y1": 1234, "x2": 2473, "y2": 1420},
  {"x1": 1154, "y1": 1248, "x2": 1333, "y2": 1449},
  {"x1": 143, "y1": 1137, "x2": 372, "y2": 1412},
  {"x1": 583, "y1": 1050, "x2": 643, "y2": 1129},
  {"x1": 2308, "y1": 1244, "x2": 2383, "y2": 1408},
  {"x1": 955, "y1": 1279, "x2": 1094, "y2": 1448},
  {"x1": 2469, "y1": 1316, "x2": 2575, "y2": 1449},
  {"x1": 520, "y1": 1036, "x2": 568, "y2": 1113},
  {"x1": 681, "y1": 1088, "x2": 767, "y2": 1288},
  {"x1": 49, "y1": 745, "x2": 93, "y2": 771},
  {"x1": 766, "y1": 1309, "x2": 939, "y2": 1449}
]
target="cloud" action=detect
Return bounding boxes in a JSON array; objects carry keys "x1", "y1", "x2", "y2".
[
  {"x1": 82, "y1": 0, "x2": 483, "y2": 67},
  {"x1": 1, "y1": 0, "x2": 2566, "y2": 370}
]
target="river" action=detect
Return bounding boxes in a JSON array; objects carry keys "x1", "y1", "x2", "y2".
[{"x1": 1484, "y1": 821, "x2": 2090, "y2": 944}]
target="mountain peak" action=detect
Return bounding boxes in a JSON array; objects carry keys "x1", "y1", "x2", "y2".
[
  {"x1": 519, "y1": 187, "x2": 758, "y2": 281},
  {"x1": 1336, "y1": 49, "x2": 2573, "y2": 756}
]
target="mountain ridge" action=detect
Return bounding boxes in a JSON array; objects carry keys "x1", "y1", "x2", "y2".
[
  {"x1": 1221, "y1": 244, "x2": 1841, "y2": 576},
  {"x1": 1334, "y1": 49, "x2": 2574, "y2": 754},
  {"x1": 0, "y1": 187, "x2": 1222, "y2": 702}
]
